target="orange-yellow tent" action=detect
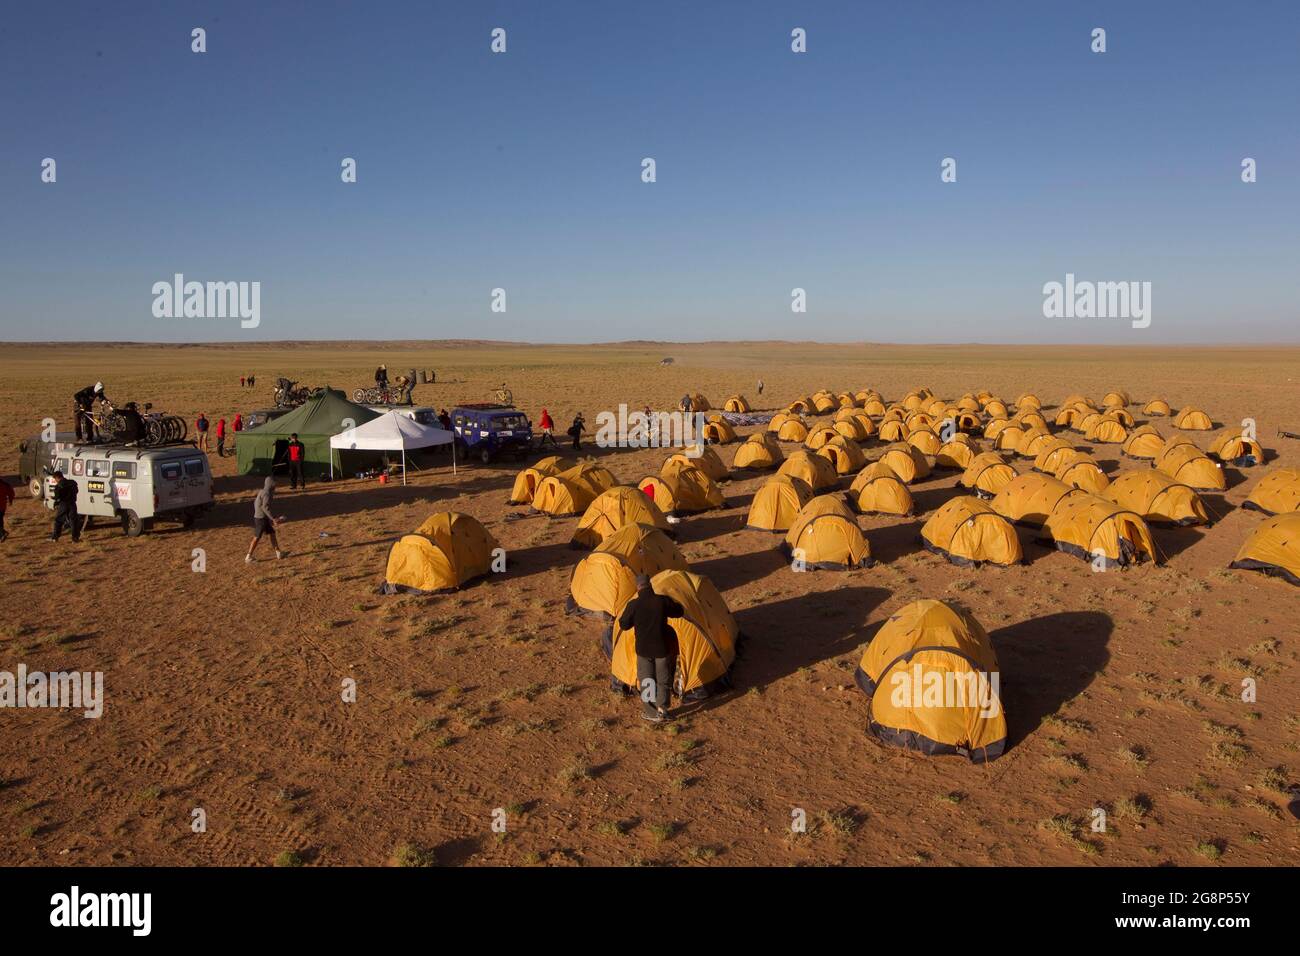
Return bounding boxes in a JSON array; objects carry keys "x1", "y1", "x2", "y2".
[
  {"x1": 1174, "y1": 406, "x2": 1213, "y2": 430},
  {"x1": 1052, "y1": 451, "x2": 1110, "y2": 493},
  {"x1": 1242, "y1": 467, "x2": 1300, "y2": 515},
  {"x1": 783, "y1": 495, "x2": 872, "y2": 569},
  {"x1": 1155, "y1": 444, "x2": 1226, "y2": 492},
  {"x1": 847, "y1": 462, "x2": 914, "y2": 516},
  {"x1": 1143, "y1": 398, "x2": 1172, "y2": 416},
  {"x1": 921, "y1": 497, "x2": 1022, "y2": 567},
  {"x1": 854, "y1": 599, "x2": 1006, "y2": 762},
  {"x1": 935, "y1": 434, "x2": 978, "y2": 471},
  {"x1": 817, "y1": 435, "x2": 867, "y2": 475},
  {"x1": 960, "y1": 452, "x2": 1018, "y2": 499},
  {"x1": 1229, "y1": 513, "x2": 1300, "y2": 587},
  {"x1": 1123, "y1": 425, "x2": 1165, "y2": 460},
  {"x1": 733, "y1": 432, "x2": 784, "y2": 471},
  {"x1": 1041, "y1": 496, "x2": 1157, "y2": 568},
  {"x1": 1103, "y1": 470, "x2": 1209, "y2": 526},
  {"x1": 746, "y1": 475, "x2": 813, "y2": 532},
  {"x1": 1208, "y1": 432, "x2": 1264, "y2": 467},
  {"x1": 380, "y1": 512, "x2": 500, "y2": 594},
  {"x1": 531, "y1": 463, "x2": 619, "y2": 516},
  {"x1": 778, "y1": 417, "x2": 810, "y2": 442},
  {"x1": 990, "y1": 473, "x2": 1085, "y2": 527},
  {"x1": 567, "y1": 523, "x2": 688, "y2": 619},
  {"x1": 877, "y1": 443, "x2": 931, "y2": 484},
  {"x1": 508, "y1": 455, "x2": 576, "y2": 505},
  {"x1": 572, "y1": 485, "x2": 672, "y2": 548},
  {"x1": 777, "y1": 449, "x2": 840, "y2": 492},
  {"x1": 665, "y1": 444, "x2": 728, "y2": 483},
  {"x1": 702, "y1": 418, "x2": 738, "y2": 444},
  {"x1": 640, "y1": 459, "x2": 725, "y2": 514},
  {"x1": 723, "y1": 395, "x2": 751, "y2": 413},
  {"x1": 606, "y1": 569, "x2": 740, "y2": 697}
]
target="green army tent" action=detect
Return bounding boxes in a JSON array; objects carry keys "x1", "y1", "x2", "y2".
[{"x1": 236, "y1": 388, "x2": 381, "y2": 479}]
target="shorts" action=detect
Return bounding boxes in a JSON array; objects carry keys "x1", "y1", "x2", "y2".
[{"x1": 252, "y1": 516, "x2": 275, "y2": 538}]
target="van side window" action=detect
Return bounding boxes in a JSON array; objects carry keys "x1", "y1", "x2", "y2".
[
  {"x1": 160, "y1": 462, "x2": 183, "y2": 481},
  {"x1": 184, "y1": 459, "x2": 205, "y2": 478},
  {"x1": 112, "y1": 462, "x2": 137, "y2": 479},
  {"x1": 56, "y1": 458, "x2": 68, "y2": 473},
  {"x1": 87, "y1": 460, "x2": 111, "y2": 478}
]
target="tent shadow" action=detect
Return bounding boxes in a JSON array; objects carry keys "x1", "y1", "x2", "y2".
[
  {"x1": 910, "y1": 484, "x2": 960, "y2": 515},
  {"x1": 691, "y1": 545, "x2": 789, "y2": 591},
  {"x1": 864, "y1": 519, "x2": 925, "y2": 564},
  {"x1": 1152, "y1": 524, "x2": 1209, "y2": 561},
  {"x1": 1201, "y1": 494, "x2": 1235, "y2": 523},
  {"x1": 506, "y1": 540, "x2": 585, "y2": 582},
  {"x1": 989, "y1": 610, "x2": 1113, "y2": 748},
  {"x1": 732, "y1": 586, "x2": 890, "y2": 690},
  {"x1": 675, "y1": 512, "x2": 744, "y2": 543}
]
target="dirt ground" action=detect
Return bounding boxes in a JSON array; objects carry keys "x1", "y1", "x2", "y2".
[{"x1": 1, "y1": 341, "x2": 1297, "y2": 867}]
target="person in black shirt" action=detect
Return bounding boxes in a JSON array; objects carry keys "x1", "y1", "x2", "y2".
[
  {"x1": 48, "y1": 471, "x2": 82, "y2": 542},
  {"x1": 72, "y1": 382, "x2": 108, "y2": 441},
  {"x1": 616, "y1": 574, "x2": 685, "y2": 722}
]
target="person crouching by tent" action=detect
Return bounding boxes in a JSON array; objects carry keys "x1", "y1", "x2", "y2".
[
  {"x1": 539, "y1": 407, "x2": 556, "y2": 448},
  {"x1": 246, "y1": 477, "x2": 285, "y2": 563},
  {"x1": 568, "y1": 413, "x2": 586, "y2": 451},
  {"x1": 285, "y1": 433, "x2": 306, "y2": 490},
  {"x1": 617, "y1": 574, "x2": 685, "y2": 722}
]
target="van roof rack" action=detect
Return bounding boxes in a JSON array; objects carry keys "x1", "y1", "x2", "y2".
[{"x1": 457, "y1": 402, "x2": 513, "y2": 411}]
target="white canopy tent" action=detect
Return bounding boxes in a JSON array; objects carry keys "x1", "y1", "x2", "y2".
[{"x1": 329, "y1": 411, "x2": 456, "y2": 484}]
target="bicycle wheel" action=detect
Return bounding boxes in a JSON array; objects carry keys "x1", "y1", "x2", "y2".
[
  {"x1": 146, "y1": 420, "x2": 164, "y2": 445},
  {"x1": 354, "y1": 389, "x2": 367, "y2": 403}
]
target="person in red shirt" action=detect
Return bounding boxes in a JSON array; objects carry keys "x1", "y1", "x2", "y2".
[
  {"x1": 538, "y1": 408, "x2": 556, "y2": 448},
  {"x1": 285, "y1": 433, "x2": 306, "y2": 489},
  {"x1": 0, "y1": 476, "x2": 14, "y2": 542},
  {"x1": 233, "y1": 413, "x2": 243, "y2": 432},
  {"x1": 216, "y1": 417, "x2": 227, "y2": 457}
]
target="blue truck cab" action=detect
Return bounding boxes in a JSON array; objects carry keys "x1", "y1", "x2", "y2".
[{"x1": 451, "y1": 404, "x2": 533, "y2": 464}]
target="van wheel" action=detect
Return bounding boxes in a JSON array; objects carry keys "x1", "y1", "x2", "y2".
[
  {"x1": 479, "y1": 448, "x2": 493, "y2": 465},
  {"x1": 121, "y1": 510, "x2": 144, "y2": 537},
  {"x1": 181, "y1": 511, "x2": 196, "y2": 529},
  {"x1": 29, "y1": 477, "x2": 42, "y2": 498}
]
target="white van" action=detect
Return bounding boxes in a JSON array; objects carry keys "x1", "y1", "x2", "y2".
[{"x1": 46, "y1": 444, "x2": 214, "y2": 536}]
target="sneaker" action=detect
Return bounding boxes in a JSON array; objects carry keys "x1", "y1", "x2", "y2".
[
  {"x1": 245, "y1": 554, "x2": 253, "y2": 563},
  {"x1": 276, "y1": 550, "x2": 286, "y2": 559},
  {"x1": 640, "y1": 710, "x2": 664, "y2": 723}
]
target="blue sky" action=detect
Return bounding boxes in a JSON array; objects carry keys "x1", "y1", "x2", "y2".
[{"x1": 1, "y1": 0, "x2": 1296, "y2": 343}]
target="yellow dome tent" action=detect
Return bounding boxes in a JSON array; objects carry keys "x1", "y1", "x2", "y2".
[
  {"x1": 854, "y1": 599, "x2": 1006, "y2": 762},
  {"x1": 768, "y1": 411, "x2": 791, "y2": 433},
  {"x1": 567, "y1": 523, "x2": 688, "y2": 619},
  {"x1": 877, "y1": 443, "x2": 931, "y2": 484},
  {"x1": 983, "y1": 400, "x2": 1009, "y2": 420},
  {"x1": 817, "y1": 435, "x2": 867, "y2": 475},
  {"x1": 783, "y1": 495, "x2": 872, "y2": 569},
  {"x1": 906, "y1": 428, "x2": 942, "y2": 456},
  {"x1": 878, "y1": 419, "x2": 909, "y2": 443},
  {"x1": 848, "y1": 462, "x2": 913, "y2": 516},
  {"x1": 605, "y1": 569, "x2": 740, "y2": 698},
  {"x1": 1208, "y1": 432, "x2": 1264, "y2": 467},
  {"x1": 746, "y1": 475, "x2": 813, "y2": 532},
  {"x1": 531, "y1": 463, "x2": 619, "y2": 516},
  {"x1": 508, "y1": 455, "x2": 575, "y2": 505},
  {"x1": 688, "y1": 393, "x2": 712, "y2": 412},
  {"x1": 863, "y1": 398, "x2": 887, "y2": 417},
  {"x1": 1102, "y1": 390, "x2": 1130, "y2": 408},
  {"x1": 1015, "y1": 393, "x2": 1041, "y2": 412},
  {"x1": 1143, "y1": 398, "x2": 1172, "y2": 416},
  {"x1": 1174, "y1": 406, "x2": 1213, "y2": 430},
  {"x1": 778, "y1": 417, "x2": 810, "y2": 443},
  {"x1": 804, "y1": 424, "x2": 840, "y2": 450},
  {"x1": 921, "y1": 497, "x2": 1022, "y2": 567},
  {"x1": 1103, "y1": 470, "x2": 1209, "y2": 526},
  {"x1": 777, "y1": 449, "x2": 840, "y2": 492},
  {"x1": 935, "y1": 434, "x2": 978, "y2": 471},
  {"x1": 1122, "y1": 425, "x2": 1165, "y2": 460},
  {"x1": 639, "y1": 460, "x2": 725, "y2": 515},
  {"x1": 812, "y1": 393, "x2": 837, "y2": 415},
  {"x1": 702, "y1": 418, "x2": 738, "y2": 445},
  {"x1": 380, "y1": 512, "x2": 499, "y2": 594},
  {"x1": 1032, "y1": 440, "x2": 1076, "y2": 474},
  {"x1": 960, "y1": 452, "x2": 1018, "y2": 499},
  {"x1": 990, "y1": 473, "x2": 1084, "y2": 527},
  {"x1": 733, "y1": 432, "x2": 784, "y2": 471},
  {"x1": 833, "y1": 417, "x2": 871, "y2": 441},
  {"x1": 1086, "y1": 418, "x2": 1129, "y2": 444},
  {"x1": 1155, "y1": 444, "x2": 1226, "y2": 492},
  {"x1": 1229, "y1": 513, "x2": 1300, "y2": 587},
  {"x1": 1243, "y1": 468, "x2": 1300, "y2": 515},
  {"x1": 665, "y1": 444, "x2": 728, "y2": 483},
  {"x1": 1053, "y1": 452, "x2": 1110, "y2": 493},
  {"x1": 1042, "y1": 496, "x2": 1157, "y2": 568},
  {"x1": 572, "y1": 486, "x2": 672, "y2": 549},
  {"x1": 723, "y1": 395, "x2": 751, "y2": 413}
]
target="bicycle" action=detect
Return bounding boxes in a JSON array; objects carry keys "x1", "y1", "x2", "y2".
[{"x1": 493, "y1": 384, "x2": 513, "y2": 406}]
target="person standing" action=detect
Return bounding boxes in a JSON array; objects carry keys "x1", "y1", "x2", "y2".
[
  {"x1": 438, "y1": 409, "x2": 451, "y2": 431},
  {"x1": 72, "y1": 382, "x2": 108, "y2": 441},
  {"x1": 216, "y1": 417, "x2": 227, "y2": 457},
  {"x1": 680, "y1": 394, "x2": 692, "y2": 414},
  {"x1": 538, "y1": 408, "x2": 556, "y2": 448},
  {"x1": 195, "y1": 413, "x2": 210, "y2": 452},
  {"x1": 757, "y1": 379, "x2": 765, "y2": 397},
  {"x1": 245, "y1": 477, "x2": 285, "y2": 562},
  {"x1": 568, "y1": 412, "x2": 586, "y2": 451},
  {"x1": 0, "y1": 476, "x2": 14, "y2": 542},
  {"x1": 616, "y1": 574, "x2": 685, "y2": 722},
  {"x1": 375, "y1": 364, "x2": 388, "y2": 388},
  {"x1": 233, "y1": 412, "x2": 243, "y2": 433},
  {"x1": 286, "y1": 433, "x2": 306, "y2": 489},
  {"x1": 48, "y1": 471, "x2": 81, "y2": 543},
  {"x1": 241, "y1": 376, "x2": 246, "y2": 388},
  {"x1": 247, "y1": 374, "x2": 255, "y2": 389}
]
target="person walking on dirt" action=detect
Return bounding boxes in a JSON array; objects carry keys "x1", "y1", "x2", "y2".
[
  {"x1": 757, "y1": 379, "x2": 765, "y2": 397},
  {"x1": 241, "y1": 376, "x2": 246, "y2": 388},
  {"x1": 72, "y1": 382, "x2": 108, "y2": 442},
  {"x1": 538, "y1": 408, "x2": 557, "y2": 448},
  {"x1": 568, "y1": 413, "x2": 586, "y2": 451},
  {"x1": 245, "y1": 477, "x2": 285, "y2": 562},
  {"x1": 48, "y1": 471, "x2": 81, "y2": 543},
  {"x1": 0, "y1": 476, "x2": 14, "y2": 543},
  {"x1": 248, "y1": 374, "x2": 255, "y2": 388},
  {"x1": 216, "y1": 417, "x2": 227, "y2": 457},
  {"x1": 617, "y1": 574, "x2": 685, "y2": 722},
  {"x1": 286, "y1": 433, "x2": 306, "y2": 489}
]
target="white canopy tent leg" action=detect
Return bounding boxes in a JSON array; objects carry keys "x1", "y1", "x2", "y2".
[{"x1": 402, "y1": 448, "x2": 407, "y2": 485}]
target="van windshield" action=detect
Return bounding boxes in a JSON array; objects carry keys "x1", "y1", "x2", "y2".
[{"x1": 492, "y1": 415, "x2": 527, "y2": 431}]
